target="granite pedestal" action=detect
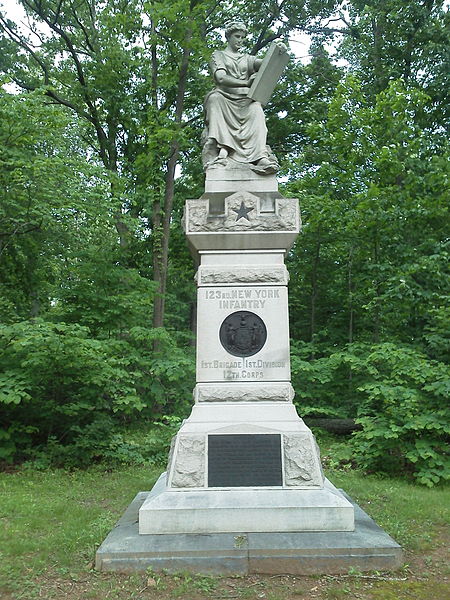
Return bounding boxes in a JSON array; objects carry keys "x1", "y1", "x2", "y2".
[{"x1": 96, "y1": 165, "x2": 402, "y2": 574}]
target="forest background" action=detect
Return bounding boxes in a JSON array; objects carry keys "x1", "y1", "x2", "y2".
[{"x1": 0, "y1": 0, "x2": 448, "y2": 487}]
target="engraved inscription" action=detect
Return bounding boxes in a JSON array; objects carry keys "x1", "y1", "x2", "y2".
[
  {"x1": 219, "y1": 311, "x2": 267, "y2": 358},
  {"x1": 204, "y1": 287, "x2": 280, "y2": 310},
  {"x1": 198, "y1": 286, "x2": 288, "y2": 380},
  {"x1": 200, "y1": 357, "x2": 287, "y2": 380}
]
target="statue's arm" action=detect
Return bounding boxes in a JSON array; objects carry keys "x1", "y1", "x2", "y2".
[
  {"x1": 215, "y1": 69, "x2": 252, "y2": 87},
  {"x1": 211, "y1": 51, "x2": 251, "y2": 88}
]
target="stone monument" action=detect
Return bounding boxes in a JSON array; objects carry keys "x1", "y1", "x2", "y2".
[{"x1": 96, "y1": 22, "x2": 402, "y2": 574}]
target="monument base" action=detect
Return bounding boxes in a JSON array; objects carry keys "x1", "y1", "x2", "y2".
[
  {"x1": 165, "y1": 403, "x2": 327, "y2": 490},
  {"x1": 96, "y1": 486, "x2": 403, "y2": 574},
  {"x1": 139, "y1": 473, "x2": 354, "y2": 534}
]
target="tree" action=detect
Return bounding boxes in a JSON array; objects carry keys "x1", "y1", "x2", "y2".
[
  {"x1": 0, "y1": 87, "x2": 110, "y2": 320},
  {"x1": 0, "y1": 0, "x2": 209, "y2": 329},
  {"x1": 339, "y1": 0, "x2": 450, "y2": 127},
  {"x1": 288, "y1": 76, "x2": 449, "y2": 346},
  {"x1": 1, "y1": 0, "x2": 361, "y2": 328},
  {"x1": 285, "y1": 73, "x2": 449, "y2": 484}
]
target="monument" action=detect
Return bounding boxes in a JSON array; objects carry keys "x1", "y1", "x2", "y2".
[{"x1": 96, "y1": 22, "x2": 402, "y2": 574}]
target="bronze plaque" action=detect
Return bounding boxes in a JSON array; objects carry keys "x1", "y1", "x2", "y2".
[
  {"x1": 208, "y1": 434, "x2": 282, "y2": 487},
  {"x1": 219, "y1": 311, "x2": 267, "y2": 357}
]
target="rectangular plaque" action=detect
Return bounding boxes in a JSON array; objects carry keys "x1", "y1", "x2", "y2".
[
  {"x1": 208, "y1": 434, "x2": 282, "y2": 487},
  {"x1": 247, "y1": 42, "x2": 290, "y2": 106}
]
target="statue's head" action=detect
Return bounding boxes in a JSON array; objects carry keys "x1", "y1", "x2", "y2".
[{"x1": 224, "y1": 21, "x2": 247, "y2": 40}]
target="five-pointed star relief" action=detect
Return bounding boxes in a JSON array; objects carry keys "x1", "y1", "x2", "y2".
[{"x1": 232, "y1": 201, "x2": 254, "y2": 221}]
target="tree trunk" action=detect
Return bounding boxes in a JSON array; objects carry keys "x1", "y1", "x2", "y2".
[
  {"x1": 348, "y1": 245, "x2": 354, "y2": 344},
  {"x1": 371, "y1": 15, "x2": 385, "y2": 93},
  {"x1": 310, "y1": 236, "x2": 321, "y2": 356},
  {"x1": 373, "y1": 231, "x2": 381, "y2": 342},
  {"x1": 303, "y1": 418, "x2": 362, "y2": 435},
  {"x1": 152, "y1": 32, "x2": 193, "y2": 330}
]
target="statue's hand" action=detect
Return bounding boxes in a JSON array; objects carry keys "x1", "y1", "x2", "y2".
[{"x1": 275, "y1": 41, "x2": 288, "y2": 54}]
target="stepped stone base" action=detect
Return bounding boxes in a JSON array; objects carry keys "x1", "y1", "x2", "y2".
[
  {"x1": 139, "y1": 473, "x2": 354, "y2": 534},
  {"x1": 96, "y1": 486, "x2": 403, "y2": 575}
]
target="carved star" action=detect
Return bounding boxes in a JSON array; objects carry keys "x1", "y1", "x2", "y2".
[{"x1": 232, "y1": 201, "x2": 254, "y2": 222}]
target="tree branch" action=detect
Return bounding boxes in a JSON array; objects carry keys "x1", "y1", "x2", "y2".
[
  {"x1": 20, "y1": 1, "x2": 113, "y2": 169},
  {"x1": 303, "y1": 25, "x2": 359, "y2": 38},
  {"x1": 51, "y1": 0, "x2": 64, "y2": 25},
  {"x1": 70, "y1": 0, "x2": 97, "y2": 55},
  {"x1": 0, "y1": 14, "x2": 50, "y2": 84}
]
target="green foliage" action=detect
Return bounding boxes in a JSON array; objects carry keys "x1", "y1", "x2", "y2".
[
  {"x1": 0, "y1": 320, "x2": 134, "y2": 464},
  {"x1": 350, "y1": 344, "x2": 449, "y2": 487},
  {"x1": 141, "y1": 416, "x2": 185, "y2": 465},
  {"x1": 0, "y1": 320, "x2": 194, "y2": 466},
  {"x1": 340, "y1": 0, "x2": 450, "y2": 126},
  {"x1": 0, "y1": 89, "x2": 110, "y2": 322},
  {"x1": 286, "y1": 71, "x2": 449, "y2": 485},
  {"x1": 292, "y1": 341, "x2": 449, "y2": 485},
  {"x1": 288, "y1": 77, "x2": 449, "y2": 347},
  {"x1": 0, "y1": 1, "x2": 448, "y2": 483},
  {"x1": 291, "y1": 340, "x2": 358, "y2": 419}
]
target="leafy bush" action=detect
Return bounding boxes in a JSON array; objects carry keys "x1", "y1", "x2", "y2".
[
  {"x1": 0, "y1": 319, "x2": 194, "y2": 466},
  {"x1": 350, "y1": 343, "x2": 449, "y2": 486},
  {"x1": 291, "y1": 341, "x2": 449, "y2": 485},
  {"x1": 141, "y1": 415, "x2": 185, "y2": 465},
  {"x1": 291, "y1": 339, "x2": 365, "y2": 419}
]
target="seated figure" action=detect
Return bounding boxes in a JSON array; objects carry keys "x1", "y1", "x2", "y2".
[{"x1": 203, "y1": 21, "x2": 286, "y2": 174}]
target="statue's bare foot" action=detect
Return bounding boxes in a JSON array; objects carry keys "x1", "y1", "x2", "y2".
[
  {"x1": 207, "y1": 155, "x2": 229, "y2": 169},
  {"x1": 251, "y1": 156, "x2": 278, "y2": 174},
  {"x1": 202, "y1": 136, "x2": 219, "y2": 171}
]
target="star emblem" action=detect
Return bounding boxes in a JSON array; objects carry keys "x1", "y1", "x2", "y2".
[{"x1": 232, "y1": 201, "x2": 254, "y2": 221}]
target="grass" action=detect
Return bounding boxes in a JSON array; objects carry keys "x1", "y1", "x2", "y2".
[
  {"x1": 0, "y1": 437, "x2": 449, "y2": 600},
  {"x1": 0, "y1": 464, "x2": 160, "y2": 595},
  {"x1": 315, "y1": 429, "x2": 450, "y2": 550}
]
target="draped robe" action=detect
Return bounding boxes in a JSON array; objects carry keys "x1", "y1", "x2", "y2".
[{"x1": 204, "y1": 50, "x2": 268, "y2": 163}]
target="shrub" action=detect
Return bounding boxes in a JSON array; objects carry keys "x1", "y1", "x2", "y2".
[
  {"x1": 291, "y1": 341, "x2": 449, "y2": 485},
  {"x1": 0, "y1": 319, "x2": 194, "y2": 466},
  {"x1": 350, "y1": 343, "x2": 449, "y2": 486}
]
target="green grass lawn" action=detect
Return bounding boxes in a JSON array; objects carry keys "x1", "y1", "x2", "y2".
[{"x1": 0, "y1": 455, "x2": 448, "y2": 599}]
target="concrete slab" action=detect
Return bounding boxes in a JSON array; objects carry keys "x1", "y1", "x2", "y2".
[
  {"x1": 247, "y1": 496, "x2": 403, "y2": 574},
  {"x1": 95, "y1": 492, "x2": 248, "y2": 574},
  {"x1": 96, "y1": 489, "x2": 402, "y2": 574}
]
